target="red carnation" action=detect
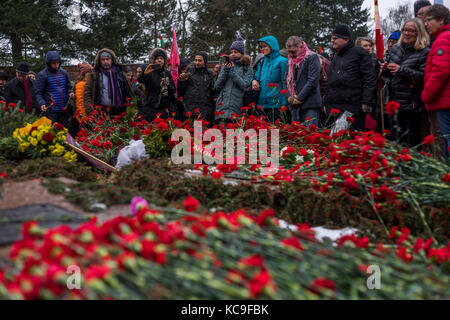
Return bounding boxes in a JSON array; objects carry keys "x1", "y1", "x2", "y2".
[
  {"x1": 442, "y1": 174, "x2": 450, "y2": 183},
  {"x1": 42, "y1": 132, "x2": 54, "y2": 143},
  {"x1": 385, "y1": 101, "x2": 400, "y2": 116},
  {"x1": 423, "y1": 134, "x2": 435, "y2": 145},
  {"x1": 308, "y1": 277, "x2": 336, "y2": 296},
  {"x1": 103, "y1": 141, "x2": 113, "y2": 149},
  {"x1": 184, "y1": 195, "x2": 200, "y2": 212},
  {"x1": 280, "y1": 106, "x2": 288, "y2": 113},
  {"x1": 54, "y1": 123, "x2": 65, "y2": 131},
  {"x1": 157, "y1": 122, "x2": 168, "y2": 131},
  {"x1": 330, "y1": 108, "x2": 341, "y2": 115}
]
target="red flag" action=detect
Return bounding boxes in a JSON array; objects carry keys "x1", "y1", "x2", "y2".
[
  {"x1": 374, "y1": 0, "x2": 384, "y2": 61},
  {"x1": 318, "y1": 46, "x2": 323, "y2": 54},
  {"x1": 170, "y1": 27, "x2": 180, "y2": 88}
]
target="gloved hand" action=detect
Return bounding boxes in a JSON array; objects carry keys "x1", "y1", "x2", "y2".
[
  {"x1": 288, "y1": 95, "x2": 302, "y2": 108},
  {"x1": 362, "y1": 104, "x2": 372, "y2": 113}
]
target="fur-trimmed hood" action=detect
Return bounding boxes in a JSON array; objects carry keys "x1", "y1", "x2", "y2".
[
  {"x1": 93, "y1": 48, "x2": 119, "y2": 69},
  {"x1": 149, "y1": 48, "x2": 169, "y2": 69},
  {"x1": 240, "y1": 55, "x2": 252, "y2": 66}
]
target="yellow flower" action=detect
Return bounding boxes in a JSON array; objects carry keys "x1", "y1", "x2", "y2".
[
  {"x1": 29, "y1": 137, "x2": 38, "y2": 146},
  {"x1": 19, "y1": 124, "x2": 33, "y2": 136},
  {"x1": 18, "y1": 142, "x2": 30, "y2": 153},
  {"x1": 32, "y1": 117, "x2": 52, "y2": 128}
]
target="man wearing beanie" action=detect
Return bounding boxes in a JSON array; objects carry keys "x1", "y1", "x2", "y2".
[
  {"x1": 35, "y1": 51, "x2": 74, "y2": 126},
  {"x1": 387, "y1": 31, "x2": 401, "y2": 53},
  {"x1": 324, "y1": 24, "x2": 377, "y2": 132},
  {"x1": 415, "y1": 0, "x2": 432, "y2": 20},
  {"x1": 178, "y1": 51, "x2": 216, "y2": 124},
  {"x1": 4, "y1": 62, "x2": 38, "y2": 114},
  {"x1": 215, "y1": 35, "x2": 253, "y2": 123},
  {"x1": 84, "y1": 48, "x2": 134, "y2": 117}
]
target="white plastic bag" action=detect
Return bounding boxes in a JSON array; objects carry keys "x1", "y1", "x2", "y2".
[
  {"x1": 330, "y1": 111, "x2": 354, "y2": 136},
  {"x1": 115, "y1": 140, "x2": 149, "y2": 170}
]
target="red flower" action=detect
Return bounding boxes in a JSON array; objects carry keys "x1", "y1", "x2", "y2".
[
  {"x1": 133, "y1": 135, "x2": 141, "y2": 141},
  {"x1": 42, "y1": 132, "x2": 54, "y2": 143},
  {"x1": 177, "y1": 96, "x2": 184, "y2": 102},
  {"x1": 54, "y1": 123, "x2": 65, "y2": 131},
  {"x1": 211, "y1": 171, "x2": 223, "y2": 180},
  {"x1": 442, "y1": 174, "x2": 450, "y2": 183},
  {"x1": 280, "y1": 106, "x2": 288, "y2": 113},
  {"x1": 308, "y1": 277, "x2": 336, "y2": 295},
  {"x1": 280, "y1": 89, "x2": 287, "y2": 95},
  {"x1": 281, "y1": 237, "x2": 304, "y2": 251},
  {"x1": 157, "y1": 122, "x2": 168, "y2": 131},
  {"x1": 103, "y1": 141, "x2": 113, "y2": 150},
  {"x1": 85, "y1": 265, "x2": 111, "y2": 282},
  {"x1": 423, "y1": 134, "x2": 435, "y2": 145},
  {"x1": 0, "y1": 172, "x2": 8, "y2": 180},
  {"x1": 330, "y1": 108, "x2": 341, "y2": 115},
  {"x1": 238, "y1": 254, "x2": 265, "y2": 268},
  {"x1": 248, "y1": 269, "x2": 274, "y2": 298},
  {"x1": 385, "y1": 101, "x2": 400, "y2": 116},
  {"x1": 184, "y1": 195, "x2": 200, "y2": 212},
  {"x1": 346, "y1": 117, "x2": 354, "y2": 124}
]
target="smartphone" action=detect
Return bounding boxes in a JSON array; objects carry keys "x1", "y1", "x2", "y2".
[
  {"x1": 150, "y1": 63, "x2": 162, "y2": 70},
  {"x1": 224, "y1": 55, "x2": 231, "y2": 64}
]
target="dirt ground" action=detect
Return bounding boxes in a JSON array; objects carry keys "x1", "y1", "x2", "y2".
[{"x1": 0, "y1": 178, "x2": 130, "y2": 256}]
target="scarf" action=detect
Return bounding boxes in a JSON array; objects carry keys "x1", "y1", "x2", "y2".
[
  {"x1": 22, "y1": 79, "x2": 33, "y2": 113},
  {"x1": 100, "y1": 65, "x2": 122, "y2": 107},
  {"x1": 287, "y1": 41, "x2": 315, "y2": 97}
]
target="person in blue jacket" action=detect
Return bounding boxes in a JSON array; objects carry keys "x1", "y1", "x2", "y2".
[
  {"x1": 35, "y1": 51, "x2": 74, "y2": 127},
  {"x1": 251, "y1": 35, "x2": 288, "y2": 124}
]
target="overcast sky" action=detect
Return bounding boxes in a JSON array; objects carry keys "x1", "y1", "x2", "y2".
[{"x1": 363, "y1": 0, "x2": 449, "y2": 17}]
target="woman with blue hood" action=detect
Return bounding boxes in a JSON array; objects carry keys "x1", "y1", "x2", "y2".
[
  {"x1": 35, "y1": 51, "x2": 74, "y2": 126},
  {"x1": 251, "y1": 36, "x2": 288, "y2": 123}
]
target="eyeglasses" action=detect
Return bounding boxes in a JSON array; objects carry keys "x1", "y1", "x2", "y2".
[{"x1": 402, "y1": 28, "x2": 417, "y2": 34}]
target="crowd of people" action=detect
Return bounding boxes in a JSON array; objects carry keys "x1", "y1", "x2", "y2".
[{"x1": 0, "y1": 2, "x2": 448, "y2": 159}]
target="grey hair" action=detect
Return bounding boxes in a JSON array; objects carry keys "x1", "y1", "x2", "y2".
[{"x1": 286, "y1": 36, "x2": 303, "y2": 48}]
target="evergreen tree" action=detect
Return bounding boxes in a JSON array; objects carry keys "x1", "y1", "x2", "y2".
[{"x1": 0, "y1": 0, "x2": 80, "y2": 70}]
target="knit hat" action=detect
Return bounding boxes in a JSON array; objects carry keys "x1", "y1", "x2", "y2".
[
  {"x1": 332, "y1": 24, "x2": 352, "y2": 39},
  {"x1": 195, "y1": 51, "x2": 208, "y2": 65},
  {"x1": 230, "y1": 35, "x2": 245, "y2": 55},
  {"x1": 388, "y1": 31, "x2": 401, "y2": 41},
  {"x1": 16, "y1": 62, "x2": 30, "y2": 75},
  {"x1": 179, "y1": 59, "x2": 191, "y2": 73},
  {"x1": 0, "y1": 70, "x2": 8, "y2": 81},
  {"x1": 77, "y1": 62, "x2": 93, "y2": 77},
  {"x1": 28, "y1": 71, "x2": 36, "y2": 76},
  {"x1": 414, "y1": 0, "x2": 431, "y2": 17}
]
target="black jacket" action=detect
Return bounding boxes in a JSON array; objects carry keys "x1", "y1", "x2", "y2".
[
  {"x1": 177, "y1": 66, "x2": 215, "y2": 122},
  {"x1": 283, "y1": 54, "x2": 323, "y2": 110},
  {"x1": 137, "y1": 69, "x2": 176, "y2": 122},
  {"x1": 383, "y1": 43, "x2": 430, "y2": 112},
  {"x1": 325, "y1": 40, "x2": 377, "y2": 115},
  {"x1": 4, "y1": 78, "x2": 38, "y2": 113}
]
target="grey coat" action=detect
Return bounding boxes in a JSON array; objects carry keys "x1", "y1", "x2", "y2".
[{"x1": 214, "y1": 56, "x2": 253, "y2": 120}]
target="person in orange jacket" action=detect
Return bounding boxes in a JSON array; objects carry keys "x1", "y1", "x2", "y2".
[{"x1": 74, "y1": 62, "x2": 93, "y2": 123}]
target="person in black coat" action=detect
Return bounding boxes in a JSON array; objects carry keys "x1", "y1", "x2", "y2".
[
  {"x1": 325, "y1": 24, "x2": 377, "y2": 132},
  {"x1": 138, "y1": 48, "x2": 176, "y2": 123},
  {"x1": 4, "y1": 62, "x2": 38, "y2": 114},
  {"x1": 283, "y1": 36, "x2": 322, "y2": 127},
  {"x1": 381, "y1": 18, "x2": 430, "y2": 147},
  {"x1": 0, "y1": 70, "x2": 8, "y2": 100},
  {"x1": 175, "y1": 58, "x2": 191, "y2": 121},
  {"x1": 177, "y1": 52, "x2": 216, "y2": 124}
]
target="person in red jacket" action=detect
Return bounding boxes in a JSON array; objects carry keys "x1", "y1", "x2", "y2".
[{"x1": 422, "y1": 5, "x2": 450, "y2": 159}]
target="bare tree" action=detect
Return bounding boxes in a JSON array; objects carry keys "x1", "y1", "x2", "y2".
[{"x1": 381, "y1": 2, "x2": 413, "y2": 38}]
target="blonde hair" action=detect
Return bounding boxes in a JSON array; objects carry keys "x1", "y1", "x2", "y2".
[
  {"x1": 355, "y1": 37, "x2": 374, "y2": 47},
  {"x1": 398, "y1": 18, "x2": 430, "y2": 50}
]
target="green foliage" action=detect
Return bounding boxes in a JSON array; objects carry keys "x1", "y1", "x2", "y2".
[
  {"x1": 143, "y1": 129, "x2": 174, "y2": 159},
  {"x1": 0, "y1": 157, "x2": 97, "y2": 182},
  {"x1": 0, "y1": 101, "x2": 38, "y2": 138}
]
